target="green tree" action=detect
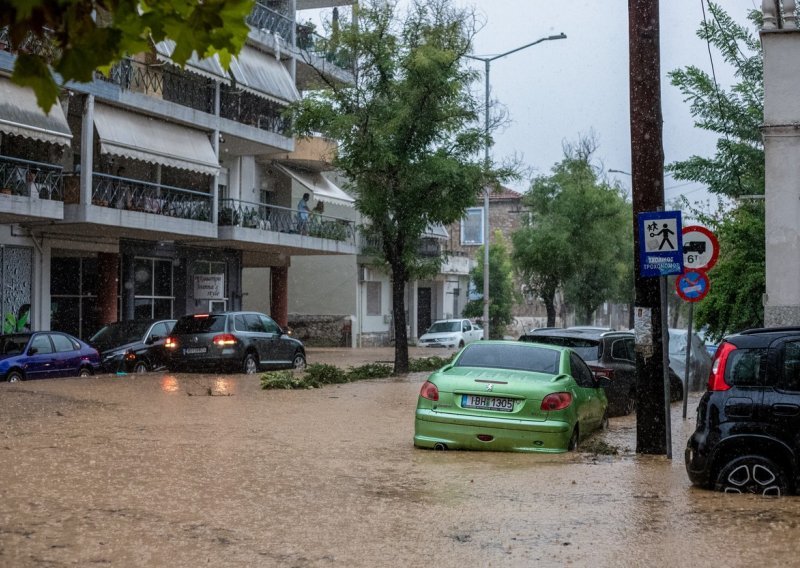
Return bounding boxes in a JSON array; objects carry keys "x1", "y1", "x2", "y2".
[
  {"x1": 463, "y1": 231, "x2": 516, "y2": 338},
  {"x1": 668, "y1": 2, "x2": 764, "y2": 339},
  {"x1": 512, "y1": 137, "x2": 631, "y2": 326},
  {"x1": 291, "y1": 0, "x2": 504, "y2": 372},
  {"x1": 0, "y1": 0, "x2": 253, "y2": 112}
]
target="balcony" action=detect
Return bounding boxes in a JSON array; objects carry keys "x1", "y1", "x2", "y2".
[
  {"x1": 0, "y1": 155, "x2": 64, "y2": 224},
  {"x1": 217, "y1": 197, "x2": 357, "y2": 257}
]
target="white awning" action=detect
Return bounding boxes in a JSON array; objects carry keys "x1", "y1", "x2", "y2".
[
  {"x1": 228, "y1": 46, "x2": 300, "y2": 104},
  {"x1": 424, "y1": 223, "x2": 449, "y2": 240},
  {"x1": 154, "y1": 40, "x2": 229, "y2": 81},
  {"x1": 93, "y1": 104, "x2": 219, "y2": 175},
  {"x1": 0, "y1": 78, "x2": 72, "y2": 146},
  {"x1": 274, "y1": 163, "x2": 354, "y2": 207}
]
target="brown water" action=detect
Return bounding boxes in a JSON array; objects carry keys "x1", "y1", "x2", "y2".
[{"x1": 2, "y1": 352, "x2": 800, "y2": 567}]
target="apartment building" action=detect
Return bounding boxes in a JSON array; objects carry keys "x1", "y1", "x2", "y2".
[{"x1": 0, "y1": 0, "x2": 357, "y2": 339}]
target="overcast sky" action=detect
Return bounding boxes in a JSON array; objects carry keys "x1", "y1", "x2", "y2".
[{"x1": 302, "y1": 0, "x2": 760, "y2": 204}]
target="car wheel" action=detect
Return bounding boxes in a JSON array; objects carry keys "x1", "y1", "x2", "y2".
[
  {"x1": 568, "y1": 426, "x2": 579, "y2": 451},
  {"x1": 78, "y1": 367, "x2": 92, "y2": 378},
  {"x1": 292, "y1": 351, "x2": 306, "y2": 370},
  {"x1": 6, "y1": 370, "x2": 24, "y2": 383},
  {"x1": 715, "y1": 455, "x2": 789, "y2": 496},
  {"x1": 133, "y1": 361, "x2": 148, "y2": 374},
  {"x1": 599, "y1": 411, "x2": 609, "y2": 431},
  {"x1": 458, "y1": 340, "x2": 465, "y2": 348},
  {"x1": 623, "y1": 390, "x2": 637, "y2": 416},
  {"x1": 242, "y1": 353, "x2": 259, "y2": 374}
]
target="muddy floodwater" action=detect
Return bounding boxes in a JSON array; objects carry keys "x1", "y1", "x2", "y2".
[{"x1": 2, "y1": 348, "x2": 800, "y2": 567}]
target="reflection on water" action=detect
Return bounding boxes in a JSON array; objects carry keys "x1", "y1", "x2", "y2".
[
  {"x1": 159, "y1": 374, "x2": 237, "y2": 396},
  {"x1": 160, "y1": 375, "x2": 180, "y2": 393}
]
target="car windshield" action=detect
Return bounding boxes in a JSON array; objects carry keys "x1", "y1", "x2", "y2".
[
  {"x1": 173, "y1": 314, "x2": 227, "y2": 334},
  {"x1": 427, "y1": 321, "x2": 460, "y2": 333},
  {"x1": 455, "y1": 343, "x2": 560, "y2": 374},
  {"x1": 0, "y1": 334, "x2": 30, "y2": 355},
  {"x1": 90, "y1": 321, "x2": 151, "y2": 347},
  {"x1": 522, "y1": 336, "x2": 600, "y2": 362}
]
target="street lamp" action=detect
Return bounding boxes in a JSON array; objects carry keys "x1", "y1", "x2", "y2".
[{"x1": 465, "y1": 33, "x2": 566, "y2": 340}]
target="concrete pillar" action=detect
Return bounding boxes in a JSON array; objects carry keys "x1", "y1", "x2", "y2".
[
  {"x1": 97, "y1": 252, "x2": 119, "y2": 324},
  {"x1": 80, "y1": 95, "x2": 94, "y2": 208},
  {"x1": 761, "y1": 27, "x2": 800, "y2": 325},
  {"x1": 271, "y1": 266, "x2": 288, "y2": 329}
]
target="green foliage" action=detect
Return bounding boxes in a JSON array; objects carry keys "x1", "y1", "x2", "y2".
[
  {"x1": 345, "y1": 363, "x2": 394, "y2": 380},
  {"x1": 512, "y1": 136, "x2": 631, "y2": 326},
  {"x1": 2, "y1": 0, "x2": 253, "y2": 112},
  {"x1": 305, "y1": 363, "x2": 349, "y2": 385},
  {"x1": 463, "y1": 231, "x2": 516, "y2": 338},
  {"x1": 668, "y1": 3, "x2": 765, "y2": 337},
  {"x1": 290, "y1": 0, "x2": 512, "y2": 371},
  {"x1": 408, "y1": 355, "x2": 455, "y2": 372},
  {"x1": 260, "y1": 371, "x2": 306, "y2": 390}
]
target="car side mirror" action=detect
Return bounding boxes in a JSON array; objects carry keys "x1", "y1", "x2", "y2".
[{"x1": 28, "y1": 347, "x2": 38, "y2": 356}]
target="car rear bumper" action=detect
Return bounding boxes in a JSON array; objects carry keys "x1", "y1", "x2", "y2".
[
  {"x1": 414, "y1": 409, "x2": 571, "y2": 453},
  {"x1": 167, "y1": 347, "x2": 243, "y2": 371}
]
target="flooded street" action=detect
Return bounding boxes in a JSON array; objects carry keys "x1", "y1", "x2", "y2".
[{"x1": 2, "y1": 349, "x2": 800, "y2": 567}]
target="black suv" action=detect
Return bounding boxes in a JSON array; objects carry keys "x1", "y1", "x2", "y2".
[
  {"x1": 90, "y1": 319, "x2": 176, "y2": 373},
  {"x1": 165, "y1": 311, "x2": 306, "y2": 373},
  {"x1": 520, "y1": 328, "x2": 683, "y2": 416},
  {"x1": 686, "y1": 327, "x2": 800, "y2": 496}
]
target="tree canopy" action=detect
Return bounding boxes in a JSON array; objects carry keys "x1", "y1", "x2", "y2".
[
  {"x1": 0, "y1": 0, "x2": 253, "y2": 112},
  {"x1": 668, "y1": 2, "x2": 764, "y2": 339},
  {"x1": 512, "y1": 137, "x2": 631, "y2": 326},
  {"x1": 291, "y1": 0, "x2": 505, "y2": 371}
]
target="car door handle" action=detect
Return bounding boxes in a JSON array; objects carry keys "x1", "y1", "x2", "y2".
[{"x1": 773, "y1": 403, "x2": 800, "y2": 416}]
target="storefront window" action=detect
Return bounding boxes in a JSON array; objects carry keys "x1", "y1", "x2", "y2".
[
  {"x1": 133, "y1": 257, "x2": 174, "y2": 319},
  {"x1": 51, "y1": 255, "x2": 99, "y2": 339}
]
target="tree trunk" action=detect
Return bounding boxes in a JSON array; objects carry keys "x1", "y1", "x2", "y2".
[
  {"x1": 544, "y1": 296, "x2": 557, "y2": 328},
  {"x1": 391, "y1": 271, "x2": 409, "y2": 374}
]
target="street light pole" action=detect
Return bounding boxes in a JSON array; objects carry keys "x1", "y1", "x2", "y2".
[{"x1": 465, "y1": 33, "x2": 566, "y2": 340}]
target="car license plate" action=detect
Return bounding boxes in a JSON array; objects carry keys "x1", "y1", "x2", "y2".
[
  {"x1": 461, "y1": 394, "x2": 514, "y2": 412},
  {"x1": 183, "y1": 347, "x2": 207, "y2": 355}
]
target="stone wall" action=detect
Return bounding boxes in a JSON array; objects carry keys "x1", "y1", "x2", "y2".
[{"x1": 288, "y1": 314, "x2": 352, "y2": 347}]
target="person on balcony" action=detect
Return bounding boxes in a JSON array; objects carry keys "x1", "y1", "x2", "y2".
[{"x1": 297, "y1": 192, "x2": 311, "y2": 234}]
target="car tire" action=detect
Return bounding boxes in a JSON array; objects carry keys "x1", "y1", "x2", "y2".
[
  {"x1": 458, "y1": 340, "x2": 465, "y2": 348},
  {"x1": 714, "y1": 455, "x2": 789, "y2": 496},
  {"x1": 568, "y1": 426, "x2": 579, "y2": 451},
  {"x1": 242, "y1": 352, "x2": 259, "y2": 374},
  {"x1": 292, "y1": 351, "x2": 306, "y2": 370},
  {"x1": 600, "y1": 411, "x2": 609, "y2": 431},
  {"x1": 133, "y1": 361, "x2": 148, "y2": 374},
  {"x1": 6, "y1": 370, "x2": 24, "y2": 383},
  {"x1": 78, "y1": 367, "x2": 92, "y2": 378}
]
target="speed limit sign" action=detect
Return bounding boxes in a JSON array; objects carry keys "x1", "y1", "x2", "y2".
[{"x1": 682, "y1": 225, "x2": 719, "y2": 272}]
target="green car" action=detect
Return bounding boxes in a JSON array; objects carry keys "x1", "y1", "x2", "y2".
[{"x1": 414, "y1": 340, "x2": 610, "y2": 453}]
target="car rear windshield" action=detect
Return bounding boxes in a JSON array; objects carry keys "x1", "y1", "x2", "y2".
[
  {"x1": 455, "y1": 343, "x2": 560, "y2": 374},
  {"x1": 427, "y1": 321, "x2": 460, "y2": 333},
  {"x1": 172, "y1": 315, "x2": 227, "y2": 334},
  {"x1": 521, "y1": 335, "x2": 599, "y2": 362},
  {"x1": 90, "y1": 321, "x2": 151, "y2": 347},
  {"x1": 0, "y1": 335, "x2": 29, "y2": 355}
]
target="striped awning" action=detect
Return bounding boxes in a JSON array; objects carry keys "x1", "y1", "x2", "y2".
[
  {"x1": 228, "y1": 46, "x2": 300, "y2": 104},
  {"x1": 0, "y1": 78, "x2": 72, "y2": 146},
  {"x1": 273, "y1": 162, "x2": 354, "y2": 208}
]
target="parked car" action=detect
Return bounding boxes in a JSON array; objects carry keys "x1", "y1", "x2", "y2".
[
  {"x1": 89, "y1": 319, "x2": 176, "y2": 373},
  {"x1": 418, "y1": 319, "x2": 483, "y2": 348},
  {"x1": 414, "y1": 340, "x2": 610, "y2": 452},
  {"x1": 165, "y1": 311, "x2": 306, "y2": 373},
  {"x1": 668, "y1": 328, "x2": 713, "y2": 392},
  {"x1": 686, "y1": 327, "x2": 800, "y2": 495},
  {"x1": 1, "y1": 331, "x2": 100, "y2": 382},
  {"x1": 519, "y1": 328, "x2": 683, "y2": 416}
]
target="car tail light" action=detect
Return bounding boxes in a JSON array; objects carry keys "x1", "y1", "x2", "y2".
[
  {"x1": 708, "y1": 341, "x2": 736, "y2": 391},
  {"x1": 165, "y1": 337, "x2": 178, "y2": 349},
  {"x1": 124, "y1": 351, "x2": 136, "y2": 361},
  {"x1": 541, "y1": 392, "x2": 573, "y2": 411},
  {"x1": 193, "y1": 314, "x2": 210, "y2": 318},
  {"x1": 592, "y1": 367, "x2": 615, "y2": 380},
  {"x1": 419, "y1": 381, "x2": 439, "y2": 401},
  {"x1": 213, "y1": 334, "x2": 237, "y2": 347}
]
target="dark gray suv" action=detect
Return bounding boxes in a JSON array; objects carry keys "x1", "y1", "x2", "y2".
[{"x1": 165, "y1": 311, "x2": 306, "y2": 374}]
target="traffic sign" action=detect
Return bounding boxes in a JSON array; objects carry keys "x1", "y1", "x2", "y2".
[
  {"x1": 682, "y1": 225, "x2": 719, "y2": 272},
  {"x1": 676, "y1": 270, "x2": 710, "y2": 302},
  {"x1": 638, "y1": 211, "x2": 684, "y2": 277}
]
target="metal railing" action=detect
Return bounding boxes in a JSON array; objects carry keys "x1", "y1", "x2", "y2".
[
  {"x1": 0, "y1": 155, "x2": 63, "y2": 200},
  {"x1": 0, "y1": 26, "x2": 60, "y2": 62},
  {"x1": 297, "y1": 27, "x2": 354, "y2": 70},
  {"x1": 248, "y1": 1, "x2": 293, "y2": 38},
  {"x1": 219, "y1": 84, "x2": 291, "y2": 134},
  {"x1": 92, "y1": 173, "x2": 212, "y2": 222},
  {"x1": 219, "y1": 198, "x2": 356, "y2": 244}
]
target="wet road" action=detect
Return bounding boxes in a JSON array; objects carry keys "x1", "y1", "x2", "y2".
[{"x1": 2, "y1": 349, "x2": 800, "y2": 567}]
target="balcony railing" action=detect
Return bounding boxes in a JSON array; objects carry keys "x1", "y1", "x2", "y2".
[
  {"x1": 92, "y1": 173, "x2": 212, "y2": 222},
  {"x1": 248, "y1": 1, "x2": 293, "y2": 38},
  {"x1": 219, "y1": 197, "x2": 355, "y2": 244},
  {"x1": 0, "y1": 155, "x2": 63, "y2": 200},
  {"x1": 219, "y1": 84, "x2": 291, "y2": 134},
  {"x1": 0, "y1": 26, "x2": 60, "y2": 62}
]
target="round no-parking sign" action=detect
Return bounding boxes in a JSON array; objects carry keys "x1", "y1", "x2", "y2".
[{"x1": 676, "y1": 270, "x2": 710, "y2": 302}]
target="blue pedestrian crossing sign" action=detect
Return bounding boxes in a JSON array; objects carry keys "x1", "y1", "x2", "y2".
[{"x1": 638, "y1": 211, "x2": 683, "y2": 277}]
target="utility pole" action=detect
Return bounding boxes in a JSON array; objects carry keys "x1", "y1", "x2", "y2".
[{"x1": 629, "y1": 0, "x2": 668, "y2": 454}]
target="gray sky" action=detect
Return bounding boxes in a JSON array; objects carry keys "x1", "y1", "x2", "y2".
[{"x1": 303, "y1": 0, "x2": 759, "y2": 203}]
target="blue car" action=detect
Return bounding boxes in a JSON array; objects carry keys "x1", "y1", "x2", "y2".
[{"x1": 0, "y1": 332, "x2": 101, "y2": 382}]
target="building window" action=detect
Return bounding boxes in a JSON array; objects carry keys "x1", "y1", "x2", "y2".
[
  {"x1": 366, "y1": 281, "x2": 381, "y2": 316},
  {"x1": 51, "y1": 255, "x2": 99, "y2": 339},
  {"x1": 133, "y1": 257, "x2": 174, "y2": 320},
  {"x1": 461, "y1": 207, "x2": 484, "y2": 245}
]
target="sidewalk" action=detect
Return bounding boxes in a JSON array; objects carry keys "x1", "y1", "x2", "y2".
[{"x1": 306, "y1": 346, "x2": 454, "y2": 368}]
